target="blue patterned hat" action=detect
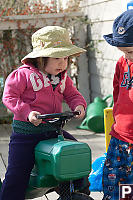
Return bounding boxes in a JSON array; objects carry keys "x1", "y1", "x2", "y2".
[{"x1": 103, "y1": 10, "x2": 133, "y2": 47}]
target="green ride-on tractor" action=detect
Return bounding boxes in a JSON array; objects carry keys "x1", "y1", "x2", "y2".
[{"x1": 0, "y1": 111, "x2": 93, "y2": 200}]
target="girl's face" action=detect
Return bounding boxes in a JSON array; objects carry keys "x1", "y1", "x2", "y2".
[
  {"x1": 44, "y1": 57, "x2": 68, "y2": 75},
  {"x1": 118, "y1": 47, "x2": 133, "y2": 62}
]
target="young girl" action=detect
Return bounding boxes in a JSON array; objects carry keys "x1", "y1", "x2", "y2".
[{"x1": 1, "y1": 26, "x2": 87, "y2": 199}]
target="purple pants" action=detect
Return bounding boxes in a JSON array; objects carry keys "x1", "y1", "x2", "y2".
[{"x1": 0, "y1": 130, "x2": 78, "y2": 200}]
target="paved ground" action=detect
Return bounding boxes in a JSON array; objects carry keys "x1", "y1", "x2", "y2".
[{"x1": 0, "y1": 119, "x2": 105, "y2": 200}]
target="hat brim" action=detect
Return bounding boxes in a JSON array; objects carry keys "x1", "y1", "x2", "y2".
[
  {"x1": 103, "y1": 33, "x2": 133, "y2": 47},
  {"x1": 21, "y1": 45, "x2": 86, "y2": 63}
]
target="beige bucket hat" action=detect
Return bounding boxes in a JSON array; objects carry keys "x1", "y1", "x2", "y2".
[{"x1": 21, "y1": 26, "x2": 86, "y2": 63}]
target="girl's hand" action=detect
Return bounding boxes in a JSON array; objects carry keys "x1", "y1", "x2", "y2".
[
  {"x1": 74, "y1": 105, "x2": 85, "y2": 119},
  {"x1": 28, "y1": 111, "x2": 42, "y2": 126}
]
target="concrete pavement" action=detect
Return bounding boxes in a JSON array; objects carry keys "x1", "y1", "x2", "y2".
[{"x1": 0, "y1": 119, "x2": 105, "y2": 199}]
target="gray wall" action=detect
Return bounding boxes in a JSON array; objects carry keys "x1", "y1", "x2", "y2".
[{"x1": 80, "y1": 0, "x2": 125, "y2": 102}]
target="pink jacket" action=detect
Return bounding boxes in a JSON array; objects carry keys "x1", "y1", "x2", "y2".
[{"x1": 2, "y1": 64, "x2": 87, "y2": 122}]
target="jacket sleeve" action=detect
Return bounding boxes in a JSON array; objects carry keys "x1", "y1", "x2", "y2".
[
  {"x1": 2, "y1": 69, "x2": 31, "y2": 120},
  {"x1": 113, "y1": 60, "x2": 120, "y2": 116},
  {"x1": 63, "y1": 75, "x2": 87, "y2": 111}
]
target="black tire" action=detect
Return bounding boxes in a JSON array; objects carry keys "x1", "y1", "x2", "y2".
[{"x1": 72, "y1": 192, "x2": 94, "y2": 200}]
